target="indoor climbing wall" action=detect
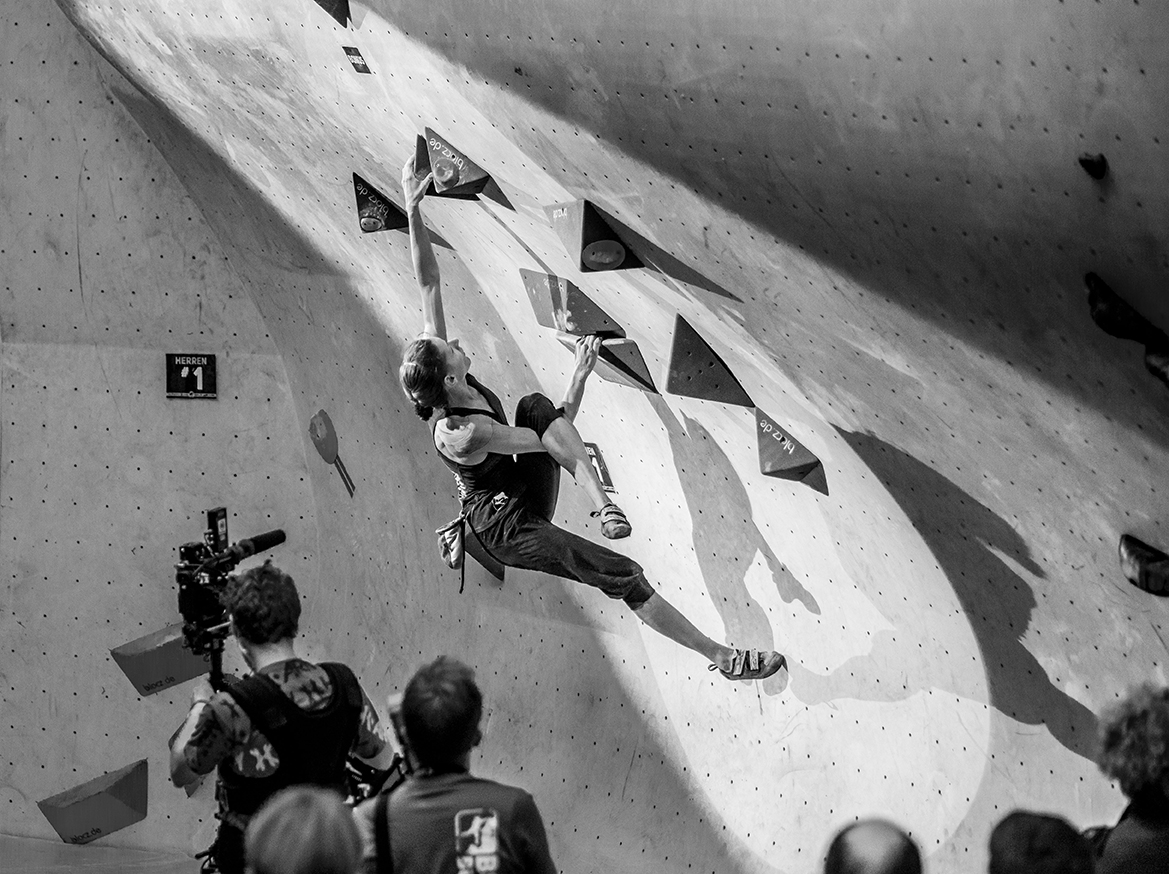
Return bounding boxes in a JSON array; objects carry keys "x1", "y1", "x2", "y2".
[{"x1": 2, "y1": 0, "x2": 1167, "y2": 871}]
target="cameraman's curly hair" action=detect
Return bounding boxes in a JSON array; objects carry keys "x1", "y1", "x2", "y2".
[
  {"x1": 1097, "y1": 683, "x2": 1169, "y2": 799},
  {"x1": 223, "y1": 560, "x2": 301, "y2": 644}
]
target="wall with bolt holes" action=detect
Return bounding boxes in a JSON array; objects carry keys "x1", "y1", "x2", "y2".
[{"x1": 1, "y1": 0, "x2": 1168, "y2": 871}]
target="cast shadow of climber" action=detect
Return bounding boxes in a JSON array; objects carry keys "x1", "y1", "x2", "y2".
[
  {"x1": 649, "y1": 396, "x2": 819, "y2": 693},
  {"x1": 790, "y1": 428, "x2": 1097, "y2": 760}
]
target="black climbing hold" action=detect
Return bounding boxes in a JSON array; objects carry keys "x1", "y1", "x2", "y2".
[
  {"x1": 416, "y1": 128, "x2": 492, "y2": 196},
  {"x1": 755, "y1": 408, "x2": 828, "y2": 495},
  {"x1": 38, "y1": 760, "x2": 149, "y2": 844},
  {"x1": 1085, "y1": 272, "x2": 1169, "y2": 388},
  {"x1": 1078, "y1": 152, "x2": 1109, "y2": 180},
  {"x1": 1085, "y1": 272, "x2": 1166, "y2": 346},
  {"x1": 556, "y1": 335, "x2": 657, "y2": 393},
  {"x1": 353, "y1": 173, "x2": 406, "y2": 233},
  {"x1": 312, "y1": 0, "x2": 350, "y2": 27},
  {"x1": 546, "y1": 200, "x2": 643, "y2": 272},
  {"x1": 1119, "y1": 534, "x2": 1169, "y2": 596},
  {"x1": 664, "y1": 314, "x2": 753, "y2": 406},
  {"x1": 520, "y1": 269, "x2": 625, "y2": 337}
]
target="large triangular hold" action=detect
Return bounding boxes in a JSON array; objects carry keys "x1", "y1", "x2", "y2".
[
  {"x1": 556, "y1": 335, "x2": 657, "y2": 393},
  {"x1": 546, "y1": 200, "x2": 643, "y2": 272},
  {"x1": 110, "y1": 622, "x2": 210, "y2": 696},
  {"x1": 353, "y1": 174, "x2": 407, "y2": 233},
  {"x1": 664, "y1": 315, "x2": 753, "y2": 406},
  {"x1": 519, "y1": 269, "x2": 625, "y2": 337},
  {"x1": 419, "y1": 129, "x2": 492, "y2": 196},
  {"x1": 312, "y1": 0, "x2": 350, "y2": 27},
  {"x1": 37, "y1": 760, "x2": 148, "y2": 844},
  {"x1": 755, "y1": 408, "x2": 828, "y2": 495}
]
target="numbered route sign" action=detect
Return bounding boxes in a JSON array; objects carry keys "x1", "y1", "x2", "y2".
[{"x1": 166, "y1": 354, "x2": 217, "y2": 399}]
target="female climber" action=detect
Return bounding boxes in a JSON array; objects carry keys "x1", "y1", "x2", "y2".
[{"x1": 396, "y1": 157, "x2": 784, "y2": 682}]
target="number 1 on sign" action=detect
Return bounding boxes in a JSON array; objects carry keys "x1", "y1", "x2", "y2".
[{"x1": 181, "y1": 366, "x2": 204, "y2": 391}]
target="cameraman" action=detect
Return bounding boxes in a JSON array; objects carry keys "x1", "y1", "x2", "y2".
[
  {"x1": 353, "y1": 656, "x2": 557, "y2": 874},
  {"x1": 169, "y1": 561, "x2": 396, "y2": 874}
]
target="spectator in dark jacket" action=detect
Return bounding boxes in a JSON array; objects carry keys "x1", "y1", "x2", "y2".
[{"x1": 353, "y1": 656, "x2": 557, "y2": 874}]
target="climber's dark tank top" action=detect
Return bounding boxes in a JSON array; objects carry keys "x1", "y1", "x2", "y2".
[{"x1": 431, "y1": 375, "x2": 523, "y2": 509}]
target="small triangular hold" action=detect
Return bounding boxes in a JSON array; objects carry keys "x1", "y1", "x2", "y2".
[
  {"x1": 421, "y1": 128, "x2": 492, "y2": 196},
  {"x1": 312, "y1": 0, "x2": 350, "y2": 27},
  {"x1": 353, "y1": 174, "x2": 407, "y2": 233},
  {"x1": 519, "y1": 269, "x2": 625, "y2": 337},
  {"x1": 664, "y1": 314, "x2": 753, "y2": 406},
  {"x1": 545, "y1": 200, "x2": 643, "y2": 272},
  {"x1": 556, "y1": 335, "x2": 657, "y2": 393},
  {"x1": 755, "y1": 408, "x2": 829, "y2": 494}
]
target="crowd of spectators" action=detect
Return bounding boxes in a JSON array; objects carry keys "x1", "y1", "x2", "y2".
[
  {"x1": 171, "y1": 563, "x2": 1169, "y2": 873},
  {"x1": 229, "y1": 677, "x2": 1169, "y2": 874}
]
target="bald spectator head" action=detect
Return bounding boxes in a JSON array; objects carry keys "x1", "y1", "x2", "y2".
[
  {"x1": 988, "y1": 810, "x2": 1093, "y2": 874},
  {"x1": 825, "y1": 819, "x2": 922, "y2": 874}
]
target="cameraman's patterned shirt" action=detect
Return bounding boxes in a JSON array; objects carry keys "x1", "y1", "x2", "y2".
[{"x1": 180, "y1": 658, "x2": 386, "y2": 777}]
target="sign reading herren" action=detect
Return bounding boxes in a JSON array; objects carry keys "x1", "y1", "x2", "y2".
[{"x1": 166, "y1": 353, "x2": 217, "y2": 399}]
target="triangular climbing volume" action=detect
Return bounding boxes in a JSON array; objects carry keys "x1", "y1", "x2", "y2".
[
  {"x1": 110, "y1": 623, "x2": 210, "y2": 696},
  {"x1": 545, "y1": 200, "x2": 643, "y2": 272},
  {"x1": 312, "y1": 0, "x2": 350, "y2": 27},
  {"x1": 755, "y1": 408, "x2": 829, "y2": 494},
  {"x1": 664, "y1": 315, "x2": 753, "y2": 406},
  {"x1": 556, "y1": 335, "x2": 657, "y2": 393},
  {"x1": 37, "y1": 760, "x2": 149, "y2": 844},
  {"x1": 353, "y1": 174, "x2": 407, "y2": 233},
  {"x1": 519, "y1": 269, "x2": 625, "y2": 337},
  {"x1": 421, "y1": 129, "x2": 492, "y2": 195}
]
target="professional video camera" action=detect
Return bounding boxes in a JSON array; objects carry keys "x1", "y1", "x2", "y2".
[{"x1": 175, "y1": 507, "x2": 286, "y2": 690}]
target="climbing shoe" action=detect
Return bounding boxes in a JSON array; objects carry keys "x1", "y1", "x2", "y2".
[
  {"x1": 591, "y1": 502, "x2": 631, "y2": 539},
  {"x1": 709, "y1": 649, "x2": 786, "y2": 681}
]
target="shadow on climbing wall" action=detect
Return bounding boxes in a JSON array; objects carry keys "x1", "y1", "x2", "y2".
[
  {"x1": 650, "y1": 395, "x2": 816, "y2": 696},
  {"x1": 385, "y1": 4, "x2": 1169, "y2": 449},
  {"x1": 792, "y1": 428, "x2": 1098, "y2": 760}
]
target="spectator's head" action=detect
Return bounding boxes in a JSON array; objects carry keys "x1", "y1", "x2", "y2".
[
  {"x1": 244, "y1": 786, "x2": 360, "y2": 874},
  {"x1": 988, "y1": 810, "x2": 1093, "y2": 874},
  {"x1": 1098, "y1": 683, "x2": 1169, "y2": 803},
  {"x1": 824, "y1": 819, "x2": 922, "y2": 874},
  {"x1": 400, "y1": 656, "x2": 483, "y2": 771},
  {"x1": 224, "y1": 560, "x2": 301, "y2": 652}
]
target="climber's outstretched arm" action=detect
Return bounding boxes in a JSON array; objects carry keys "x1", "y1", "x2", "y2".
[{"x1": 401, "y1": 158, "x2": 444, "y2": 340}]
